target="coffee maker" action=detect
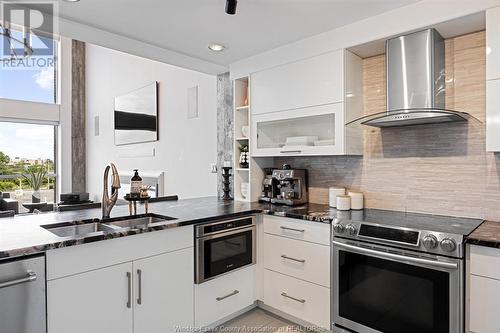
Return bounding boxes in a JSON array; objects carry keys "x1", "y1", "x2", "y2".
[
  {"x1": 260, "y1": 168, "x2": 279, "y2": 203},
  {"x1": 271, "y1": 164, "x2": 308, "y2": 206}
]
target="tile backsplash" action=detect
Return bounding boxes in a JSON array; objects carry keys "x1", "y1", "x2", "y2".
[{"x1": 277, "y1": 31, "x2": 500, "y2": 221}]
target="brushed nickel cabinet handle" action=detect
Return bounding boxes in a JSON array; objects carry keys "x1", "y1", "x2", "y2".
[
  {"x1": 281, "y1": 254, "x2": 306, "y2": 263},
  {"x1": 280, "y1": 150, "x2": 302, "y2": 154},
  {"x1": 126, "y1": 272, "x2": 132, "y2": 308},
  {"x1": 280, "y1": 226, "x2": 305, "y2": 233},
  {"x1": 0, "y1": 270, "x2": 36, "y2": 289},
  {"x1": 216, "y1": 290, "x2": 239, "y2": 301},
  {"x1": 281, "y1": 292, "x2": 306, "y2": 304},
  {"x1": 137, "y1": 269, "x2": 142, "y2": 305}
]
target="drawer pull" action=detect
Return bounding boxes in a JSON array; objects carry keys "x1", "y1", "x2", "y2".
[
  {"x1": 280, "y1": 226, "x2": 305, "y2": 233},
  {"x1": 216, "y1": 290, "x2": 239, "y2": 301},
  {"x1": 281, "y1": 292, "x2": 306, "y2": 304},
  {"x1": 281, "y1": 254, "x2": 306, "y2": 263},
  {"x1": 280, "y1": 150, "x2": 302, "y2": 154},
  {"x1": 126, "y1": 272, "x2": 132, "y2": 308}
]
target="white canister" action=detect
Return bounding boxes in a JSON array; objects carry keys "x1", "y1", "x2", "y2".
[
  {"x1": 336, "y1": 195, "x2": 351, "y2": 211},
  {"x1": 348, "y1": 191, "x2": 364, "y2": 210},
  {"x1": 329, "y1": 187, "x2": 346, "y2": 208}
]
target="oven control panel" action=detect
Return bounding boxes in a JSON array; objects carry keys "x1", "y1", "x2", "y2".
[{"x1": 332, "y1": 221, "x2": 464, "y2": 258}]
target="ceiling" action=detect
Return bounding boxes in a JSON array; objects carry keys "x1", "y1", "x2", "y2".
[{"x1": 58, "y1": 0, "x2": 419, "y2": 67}]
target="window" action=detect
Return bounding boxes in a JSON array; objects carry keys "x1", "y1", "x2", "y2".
[
  {"x1": 0, "y1": 30, "x2": 58, "y2": 104},
  {"x1": 0, "y1": 121, "x2": 56, "y2": 212}
]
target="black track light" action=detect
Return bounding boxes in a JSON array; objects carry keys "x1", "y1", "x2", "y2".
[{"x1": 225, "y1": 0, "x2": 237, "y2": 15}]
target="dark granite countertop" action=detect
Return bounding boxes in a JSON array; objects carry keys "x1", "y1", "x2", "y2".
[
  {"x1": 0, "y1": 197, "x2": 339, "y2": 260},
  {"x1": 466, "y1": 221, "x2": 500, "y2": 248},
  {"x1": 0, "y1": 196, "x2": 488, "y2": 260}
]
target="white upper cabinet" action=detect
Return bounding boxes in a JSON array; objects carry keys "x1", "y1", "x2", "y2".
[
  {"x1": 251, "y1": 50, "x2": 344, "y2": 114},
  {"x1": 487, "y1": 7, "x2": 500, "y2": 81},
  {"x1": 486, "y1": 6, "x2": 500, "y2": 152},
  {"x1": 250, "y1": 49, "x2": 363, "y2": 156}
]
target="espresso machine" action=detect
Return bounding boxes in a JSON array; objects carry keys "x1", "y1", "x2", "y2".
[
  {"x1": 260, "y1": 168, "x2": 279, "y2": 202},
  {"x1": 271, "y1": 164, "x2": 308, "y2": 206}
]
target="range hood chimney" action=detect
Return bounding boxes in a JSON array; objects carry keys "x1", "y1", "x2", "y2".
[{"x1": 355, "y1": 28, "x2": 472, "y2": 128}]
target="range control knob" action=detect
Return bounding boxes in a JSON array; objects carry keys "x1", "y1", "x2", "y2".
[
  {"x1": 440, "y1": 238, "x2": 457, "y2": 252},
  {"x1": 345, "y1": 224, "x2": 357, "y2": 236},
  {"x1": 333, "y1": 223, "x2": 345, "y2": 233},
  {"x1": 422, "y1": 235, "x2": 438, "y2": 249}
]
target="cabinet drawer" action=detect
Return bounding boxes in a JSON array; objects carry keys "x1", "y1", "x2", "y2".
[
  {"x1": 263, "y1": 269, "x2": 330, "y2": 329},
  {"x1": 263, "y1": 215, "x2": 330, "y2": 245},
  {"x1": 264, "y1": 233, "x2": 330, "y2": 287},
  {"x1": 47, "y1": 226, "x2": 193, "y2": 280},
  {"x1": 470, "y1": 274, "x2": 500, "y2": 333},
  {"x1": 470, "y1": 245, "x2": 500, "y2": 280},
  {"x1": 195, "y1": 265, "x2": 256, "y2": 327}
]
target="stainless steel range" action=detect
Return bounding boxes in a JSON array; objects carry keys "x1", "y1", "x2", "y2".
[{"x1": 331, "y1": 209, "x2": 483, "y2": 333}]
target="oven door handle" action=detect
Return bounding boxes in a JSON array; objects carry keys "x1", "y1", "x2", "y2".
[{"x1": 332, "y1": 240, "x2": 458, "y2": 270}]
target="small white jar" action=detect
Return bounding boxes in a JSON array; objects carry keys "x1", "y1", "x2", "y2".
[
  {"x1": 336, "y1": 195, "x2": 351, "y2": 211},
  {"x1": 348, "y1": 191, "x2": 364, "y2": 210},
  {"x1": 329, "y1": 187, "x2": 346, "y2": 208}
]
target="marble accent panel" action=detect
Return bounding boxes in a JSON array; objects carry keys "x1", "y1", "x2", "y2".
[
  {"x1": 72, "y1": 40, "x2": 87, "y2": 193},
  {"x1": 216, "y1": 72, "x2": 234, "y2": 197},
  {"x1": 278, "y1": 31, "x2": 500, "y2": 221}
]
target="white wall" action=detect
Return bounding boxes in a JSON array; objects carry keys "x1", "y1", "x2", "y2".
[{"x1": 86, "y1": 44, "x2": 217, "y2": 201}]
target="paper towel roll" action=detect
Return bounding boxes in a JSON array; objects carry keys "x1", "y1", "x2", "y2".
[
  {"x1": 348, "y1": 191, "x2": 364, "y2": 210},
  {"x1": 329, "y1": 187, "x2": 346, "y2": 208}
]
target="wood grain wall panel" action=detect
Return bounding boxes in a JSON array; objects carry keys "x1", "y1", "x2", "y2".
[
  {"x1": 277, "y1": 31, "x2": 500, "y2": 221},
  {"x1": 71, "y1": 40, "x2": 86, "y2": 193}
]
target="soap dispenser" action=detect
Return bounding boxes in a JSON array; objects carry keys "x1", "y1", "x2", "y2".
[{"x1": 130, "y1": 169, "x2": 143, "y2": 197}]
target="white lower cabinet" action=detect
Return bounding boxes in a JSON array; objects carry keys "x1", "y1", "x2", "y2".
[
  {"x1": 264, "y1": 233, "x2": 330, "y2": 287},
  {"x1": 195, "y1": 265, "x2": 256, "y2": 327},
  {"x1": 469, "y1": 274, "x2": 500, "y2": 333},
  {"x1": 469, "y1": 245, "x2": 500, "y2": 333},
  {"x1": 263, "y1": 269, "x2": 330, "y2": 329},
  {"x1": 47, "y1": 234, "x2": 194, "y2": 333},
  {"x1": 47, "y1": 262, "x2": 134, "y2": 333},
  {"x1": 261, "y1": 216, "x2": 331, "y2": 329},
  {"x1": 133, "y1": 248, "x2": 194, "y2": 333}
]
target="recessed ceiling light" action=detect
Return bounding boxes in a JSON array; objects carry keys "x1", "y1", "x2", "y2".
[
  {"x1": 208, "y1": 43, "x2": 225, "y2": 52},
  {"x1": 63, "y1": 0, "x2": 80, "y2": 3}
]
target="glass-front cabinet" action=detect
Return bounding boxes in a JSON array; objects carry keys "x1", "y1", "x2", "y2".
[{"x1": 251, "y1": 103, "x2": 345, "y2": 156}]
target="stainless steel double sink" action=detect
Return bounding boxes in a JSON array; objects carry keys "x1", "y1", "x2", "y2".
[{"x1": 42, "y1": 214, "x2": 176, "y2": 238}]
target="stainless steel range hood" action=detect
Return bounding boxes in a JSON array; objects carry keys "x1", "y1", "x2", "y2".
[{"x1": 349, "y1": 28, "x2": 474, "y2": 128}]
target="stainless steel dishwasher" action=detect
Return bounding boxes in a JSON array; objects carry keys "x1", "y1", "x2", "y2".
[{"x1": 0, "y1": 254, "x2": 46, "y2": 333}]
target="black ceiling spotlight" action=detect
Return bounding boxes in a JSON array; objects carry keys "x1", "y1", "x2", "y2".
[{"x1": 225, "y1": 0, "x2": 237, "y2": 15}]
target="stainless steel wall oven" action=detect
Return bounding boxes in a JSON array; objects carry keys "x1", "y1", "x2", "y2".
[{"x1": 195, "y1": 216, "x2": 256, "y2": 284}]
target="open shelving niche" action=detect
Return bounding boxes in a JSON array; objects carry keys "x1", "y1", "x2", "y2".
[{"x1": 233, "y1": 76, "x2": 273, "y2": 202}]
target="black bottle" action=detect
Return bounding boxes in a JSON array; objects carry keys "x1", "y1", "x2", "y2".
[{"x1": 130, "y1": 169, "x2": 143, "y2": 197}]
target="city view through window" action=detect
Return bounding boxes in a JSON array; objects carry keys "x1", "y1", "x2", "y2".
[{"x1": 0, "y1": 122, "x2": 56, "y2": 212}]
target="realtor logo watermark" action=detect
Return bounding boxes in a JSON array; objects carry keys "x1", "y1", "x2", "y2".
[{"x1": 0, "y1": 0, "x2": 58, "y2": 69}]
